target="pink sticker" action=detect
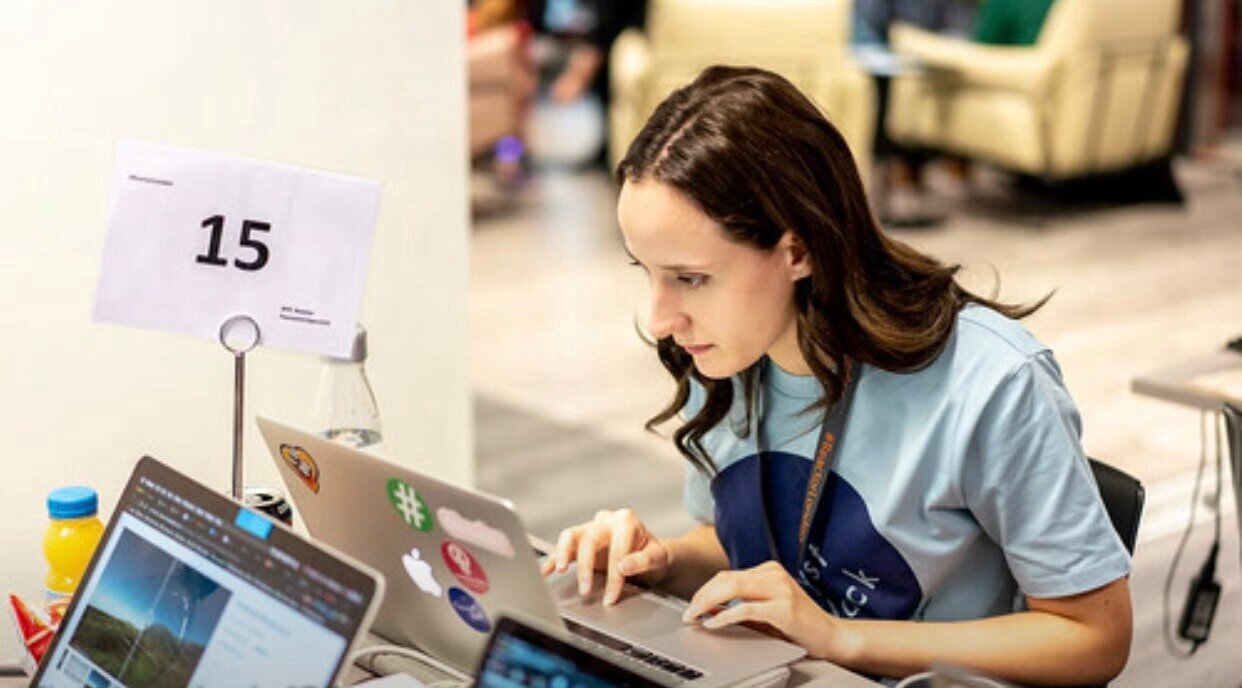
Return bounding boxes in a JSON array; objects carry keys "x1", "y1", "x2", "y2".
[{"x1": 440, "y1": 540, "x2": 489, "y2": 594}]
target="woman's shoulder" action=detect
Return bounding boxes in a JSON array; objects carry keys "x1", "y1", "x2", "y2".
[
  {"x1": 860, "y1": 305, "x2": 1059, "y2": 403},
  {"x1": 954, "y1": 304, "x2": 1050, "y2": 365},
  {"x1": 940, "y1": 305, "x2": 1068, "y2": 409}
]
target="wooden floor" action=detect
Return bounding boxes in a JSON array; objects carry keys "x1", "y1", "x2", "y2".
[{"x1": 470, "y1": 153, "x2": 1242, "y2": 687}]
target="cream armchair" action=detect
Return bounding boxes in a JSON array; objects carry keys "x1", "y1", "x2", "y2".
[
  {"x1": 885, "y1": 0, "x2": 1188, "y2": 180},
  {"x1": 609, "y1": 0, "x2": 876, "y2": 178}
]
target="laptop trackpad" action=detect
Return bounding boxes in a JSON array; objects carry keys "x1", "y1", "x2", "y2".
[{"x1": 551, "y1": 573, "x2": 685, "y2": 640}]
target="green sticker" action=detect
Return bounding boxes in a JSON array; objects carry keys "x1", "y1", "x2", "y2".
[{"x1": 387, "y1": 478, "x2": 434, "y2": 532}]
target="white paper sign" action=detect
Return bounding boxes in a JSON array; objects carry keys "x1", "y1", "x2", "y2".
[{"x1": 94, "y1": 140, "x2": 381, "y2": 358}]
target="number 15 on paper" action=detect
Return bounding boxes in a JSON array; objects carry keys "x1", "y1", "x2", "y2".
[
  {"x1": 196, "y1": 215, "x2": 271, "y2": 272},
  {"x1": 94, "y1": 140, "x2": 381, "y2": 359}
]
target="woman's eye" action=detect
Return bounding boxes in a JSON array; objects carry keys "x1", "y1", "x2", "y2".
[{"x1": 677, "y1": 274, "x2": 708, "y2": 288}]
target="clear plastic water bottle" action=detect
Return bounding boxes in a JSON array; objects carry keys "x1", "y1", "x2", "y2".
[
  {"x1": 44, "y1": 486, "x2": 104, "y2": 601},
  {"x1": 313, "y1": 325, "x2": 382, "y2": 449}
]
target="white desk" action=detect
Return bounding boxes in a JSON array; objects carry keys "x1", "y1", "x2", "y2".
[
  {"x1": 1132, "y1": 350, "x2": 1242, "y2": 410},
  {"x1": 3, "y1": 662, "x2": 875, "y2": 688},
  {"x1": 326, "y1": 632, "x2": 879, "y2": 688},
  {"x1": 1132, "y1": 349, "x2": 1242, "y2": 567},
  {"x1": 0, "y1": 656, "x2": 378, "y2": 687},
  {"x1": 2, "y1": 635, "x2": 876, "y2": 688}
]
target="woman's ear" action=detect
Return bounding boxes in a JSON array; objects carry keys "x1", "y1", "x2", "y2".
[{"x1": 781, "y1": 231, "x2": 812, "y2": 281}]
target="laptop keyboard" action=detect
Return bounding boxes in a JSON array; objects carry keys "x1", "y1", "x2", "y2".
[{"x1": 562, "y1": 617, "x2": 705, "y2": 681}]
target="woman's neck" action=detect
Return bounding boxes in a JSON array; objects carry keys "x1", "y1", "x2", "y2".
[{"x1": 766, "y1": 334, "x2": 813, "y2": 376}]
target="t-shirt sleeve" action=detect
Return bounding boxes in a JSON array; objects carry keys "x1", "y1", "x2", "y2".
[
  {"x1": 684, "y1": 462, "x2": 715, "y2": 524},
  {"x1": 682, "y1": 379, "x2": 716, "y2": 524},
  {"x1": 960, "y1": 353, "x2": 1131, "y2": 599}
]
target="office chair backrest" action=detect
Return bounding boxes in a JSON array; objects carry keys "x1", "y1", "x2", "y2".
[{"x1": 1088, "y1": 458, "x2": 1144, "y2": 554}]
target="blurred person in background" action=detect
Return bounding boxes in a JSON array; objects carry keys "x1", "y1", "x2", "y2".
[
  {"x1": 528, "y1": 0, "x2": 647, "y2": 105},
  {"x1": 854, "y1": 0, "x2": 976, "y2": 225},
  {"x1": 466, "y1": 1, "x2": 648, "y2": 175},
  {"x1": 859, "y1": 0, "x2": 1055, "y2": 225},
  {"x1": 468, "y1": 0, "x2": 537, "y2": 187},
  {"x1": 527, "y1": 0, "x2": 647, "y2": 166},
  {"x1": 972, "y1": 0, "x2": 1056, "y2": 46}
]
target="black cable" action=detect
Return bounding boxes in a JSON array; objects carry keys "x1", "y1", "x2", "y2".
[
  {"x1": 1163, "y1": 410, "x2": 1228, "y2": 656},
  {"x1": 1162, "y1": 410, "x2": 1211, "y2": 659}
]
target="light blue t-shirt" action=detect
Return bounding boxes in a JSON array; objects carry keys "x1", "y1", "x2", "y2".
[{"x1": 684, "y1": 306, "x2": 1130, "y2": 622}]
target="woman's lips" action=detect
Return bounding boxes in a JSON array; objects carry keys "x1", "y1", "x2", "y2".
[{"x1": 682, "y1": 344, "x2": 714, "y2": 356}]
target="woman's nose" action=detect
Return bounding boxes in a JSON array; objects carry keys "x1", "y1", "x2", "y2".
[{"x1": 647, "y1": 283, "x2": 688, "y2": 339}]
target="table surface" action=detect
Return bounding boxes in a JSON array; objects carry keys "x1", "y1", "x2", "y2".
[
  {"x1": 1131, "y1": 349, "x2": 1242, "y2": 411},
  {"x1": 2, "y1": 639, "x2": 875, "y2": 688},
  {"x1": 1132, "y1": 348, "x2": 1242, "y2": 569}
]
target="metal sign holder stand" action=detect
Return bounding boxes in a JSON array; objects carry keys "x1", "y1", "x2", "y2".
[{"x1": 218, "y1": 314, "x2": 261, "y2": 499}]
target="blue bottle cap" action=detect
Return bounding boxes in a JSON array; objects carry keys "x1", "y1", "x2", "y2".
[{"x1": 47, "y1": 486, "x2": 99, "y2": 519}]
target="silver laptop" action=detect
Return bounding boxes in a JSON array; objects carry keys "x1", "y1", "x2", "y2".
[
  {"x1": 30, "y1": 456, "x2": 383, "y2": 688},
  {"x1": 257, "y1": 417, "x2": 806, "y2": 688}
]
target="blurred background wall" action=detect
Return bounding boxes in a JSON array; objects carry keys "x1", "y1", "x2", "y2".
[{"x1": 0, "y1": 0, "x2": 470, "y2": 663}]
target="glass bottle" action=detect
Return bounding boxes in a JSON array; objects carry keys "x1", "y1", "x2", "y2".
[{"x1": 313, "y1": 325, "x2": 382, "y2": 449}]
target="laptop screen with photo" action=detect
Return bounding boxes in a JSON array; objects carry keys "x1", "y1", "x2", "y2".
[{"x1": 31, "y1": 456, "x2": 381, "y2": 688}]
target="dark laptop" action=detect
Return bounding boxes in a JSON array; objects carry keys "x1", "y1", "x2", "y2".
[
  {"x1": 476, "y1": 616, "x2": 672, "y2": 688},
  {"x1": 29, "y1": 456, "x2": 383, "y2": 688}
]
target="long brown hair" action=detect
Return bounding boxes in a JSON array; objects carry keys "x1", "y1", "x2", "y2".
[{"x1": 616, "y1": 66, "x2": 1047, "y2": 477}]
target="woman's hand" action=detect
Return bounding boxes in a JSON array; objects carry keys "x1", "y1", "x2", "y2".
[
  {"x1": 682, "y1": 561, "x2": 858, "y2": 662},
  {"x1": 541, "y1": 509, "x2": 673, "y2": 606}
]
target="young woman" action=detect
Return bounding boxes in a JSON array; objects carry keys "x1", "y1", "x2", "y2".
[{"x1": 541, "y1": 66, "x2": 1132, "y2": 685}]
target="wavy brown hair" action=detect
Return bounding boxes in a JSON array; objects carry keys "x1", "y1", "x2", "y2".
[{"x1": 616, "y1": 66, "x2": 1048, "y2": 477}]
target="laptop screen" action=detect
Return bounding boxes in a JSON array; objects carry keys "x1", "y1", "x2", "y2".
[
  {"x1": 477, "y1": 617, "x2": 668, "y2": 688},
  {"x1": 31, "y1": 456, "x2": 379, "y2": 688}
]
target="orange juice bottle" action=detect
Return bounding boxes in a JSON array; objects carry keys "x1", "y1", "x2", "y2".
[{"x1": 43, "y1": 486, "x2": 104, "y2": 600}]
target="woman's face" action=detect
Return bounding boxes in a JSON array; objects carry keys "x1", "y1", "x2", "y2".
[{"x1": 618, "y1": 178, "x2": 811, "y2": 379}]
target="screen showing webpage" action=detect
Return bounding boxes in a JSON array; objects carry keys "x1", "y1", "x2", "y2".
[{"x1": 35, "y1": 473, "x2": 369, "y2": 688}]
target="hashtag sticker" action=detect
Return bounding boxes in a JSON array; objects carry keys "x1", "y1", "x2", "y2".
[{"x1": 387, "y1": 478, "x2": 433, "y2": 532}]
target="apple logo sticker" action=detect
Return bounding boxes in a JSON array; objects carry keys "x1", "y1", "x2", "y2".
[{"x1": 401, "y1": 547, "x2": 443, "y2": 598}]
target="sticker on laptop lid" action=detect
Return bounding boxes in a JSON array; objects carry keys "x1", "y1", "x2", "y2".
[
  {"x1": 386, "y1": 478, "x2": 434, "y2": 532},
  {"x1": 279, "y1": 444, "x2": 321, "y2": 493},
  {"x1": 401, "y1": 546, "x2": 443, "y2": 598},
  {"x1": 447, "y1": 587, "x2": 491, "y2": 633},
  {"x1": 437, "y1": 507, "x2": 515, "y2": 558},
  {"x1": 441, "y1": 540, "x2": 489, "y2": 594}
]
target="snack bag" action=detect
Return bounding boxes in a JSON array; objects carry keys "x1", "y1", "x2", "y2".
[{"x1": 8, "y1": 594, "x2": 65, "y2": 675}]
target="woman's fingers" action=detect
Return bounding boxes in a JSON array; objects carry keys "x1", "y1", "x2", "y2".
[
  {"x1": 684, "y1": 563, "x2": 845, "y2": 663},
  {"x1": 540, "y1": 510, "x2": 667, "y2": 604},
  {"x1": 604, "y1": 511, "x2": 641, "y2": 605},
  {"x1": 576, "y1": 518, "x2": 615, "y2": 595},
  {"x1": 541, "y1": 526, "x2": 581, "y2": 576},
  {"x1": 618, "y1": 538, "x2": 669, "y2": 580},
  {"x1": 683, "y1": 562, "x2": 788, "y2": 622},
  {"x1": 700, "y1": 599, "x2": 782, "y2": 630}
]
